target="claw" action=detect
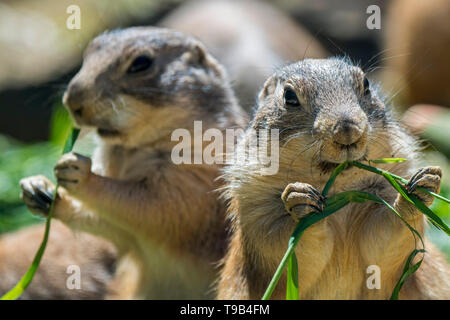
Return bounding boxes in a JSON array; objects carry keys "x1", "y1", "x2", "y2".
[
  {"x1": 19, "y1": 175, "x2": 55, "y2": 216},
  {"x1": 282, "y1": 182, "x2": 324, "y2": 221},
  {"x1": 405, "y1": 166, "x2": 441, "y2": 205}
]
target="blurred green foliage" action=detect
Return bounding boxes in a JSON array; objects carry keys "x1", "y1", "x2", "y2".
[
  {"x1": 0, "y1": 103, "x2": 70, "y2": 233},
  {"x1": 0, "y1": 137, "x2": 57, "y2": 233}
]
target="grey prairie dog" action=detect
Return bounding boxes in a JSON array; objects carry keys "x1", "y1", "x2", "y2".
[
  {"x1": 20, "y1": 27, "x2": 246, "y2": 299},
  {"x1": 218, "y1": 58, "x2": 450, "y2": 299}
]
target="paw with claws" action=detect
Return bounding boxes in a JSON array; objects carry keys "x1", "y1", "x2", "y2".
[
  {"x1": 281, "y1": 182, "x2": 325, "y2": 222},
  {"x1": 20, "y1": 175, "x2": 55, "y2": 217},
  {"x1": 406, "y1": 166, "x2": 441, "y2": 206},
  {"x1": 54, "y1": 152, "x2": 92, "y2": 194}
]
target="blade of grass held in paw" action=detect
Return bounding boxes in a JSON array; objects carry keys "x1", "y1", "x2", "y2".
[
  {"x1": 261, "y1": 196, "x2": 349, "y2": 300},
  {"x1": 263, "y1": 193, "x2": 358, "y2": 300},
  {"x1": 263, "y1": 162, "x2": 353, "y2": 300},
  {"x1": 406, "y1": 190, "x2": 450, "y2": 235},
  {"x1": 262, "y1": 163, "x2": 354, "y2": 300},
  {"x1": 286, "y1": 252, "x2": 299, "y2": 300},
  {"x1": 352, "y1": 161, "x2": 450, "y2": 204},
  {"x1": 1, "y1": 128, "x2": 80, "y2": 300},
  {"x1": 263, "y1": 180, "x2": 426, "y2": 299},
  {"x1": 352, "y1": 161, "x2": 450, "y2": 235},
  {"x1": 264, "y1": 158, "x2": 448, "y2": 300}
]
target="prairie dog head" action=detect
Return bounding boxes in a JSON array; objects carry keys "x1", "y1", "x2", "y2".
[
  {"x1": 63, "y1": 27, "x2": 235, "y2": 148},
  {"x1": 254, "y1": 58, "x2": 401, "y2": 172}
]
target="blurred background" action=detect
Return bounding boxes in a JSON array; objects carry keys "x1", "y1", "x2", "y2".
[{"x1": 0, "y1": 0, "x2": 448, "y2": 257}]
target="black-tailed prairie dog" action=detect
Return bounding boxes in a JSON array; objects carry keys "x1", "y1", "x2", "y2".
[
  {"x1": 20, "y1": 27, "x2": 246, "y2": 299},
  {"x1": 218, "y1": 58, "x2": 450, "y2": 299}
]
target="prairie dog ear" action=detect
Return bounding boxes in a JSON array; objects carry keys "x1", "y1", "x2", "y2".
[
  {"x1": 185, "y1": 42, "x2": 224, "y2": 77},
  {"x1": 258, "y1": 75, "x2": 278, "y2": 103}
]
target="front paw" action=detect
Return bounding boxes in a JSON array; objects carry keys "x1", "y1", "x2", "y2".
[
  {"x1": 407, "y1": 166, "x2": 442, "y2": 206},
  {"x1": 20, "y1": 175, "x2": 55, "y2": 217},
  {"x1": 54, "y1": 152, "x2": 92, "y2": 194},
  {"x1": 281, "y1": 182, "x2": 325, "y2": 222}
]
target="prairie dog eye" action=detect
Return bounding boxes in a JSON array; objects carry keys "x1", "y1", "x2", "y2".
[
  {"x1": 127, "y1": 55, "x2": 153, "y2": 74},
  {"x1": 283, "y1": 87, "x2": 301, "y2": 107},
  {"x1": 363, "y1": 77, "x2": 370, "y2": 96}
]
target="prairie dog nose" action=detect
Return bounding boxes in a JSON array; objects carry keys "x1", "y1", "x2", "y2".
[
  {"x1": 333, "y1": 119, "x2": 364, "y2": 146},
  {"x1": 63, "y1": 82, "x2": 85, "y2": 116}
]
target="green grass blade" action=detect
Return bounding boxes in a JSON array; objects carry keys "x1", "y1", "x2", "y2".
[
  {"x1": 352, "y1": 161, "x2": 450, "y2": 235},
  {"x1": 352, "y1": 161, "x2": 404, "y2": 180},
  {"x1": 352, "y1": 161, "x2": 450, "y2": 204},
  {"x1": 322, "y1": 162, "x2": 348, "y2": 196},
  {"x1": 1, "y1": 128, "x2": 80, "y2": 300},
  {"x1": 264, "y1": 159, "x2": 448, "y2": 301},
  {"x1": 336, "y1": 190, "x2": 426, "y2": 299},
  {"x1": 390, "y1": 249, "x2": 425, "y2": 300},
  {"x1": 61, "y1": 128, "x2": 80, "y2": 154},
  {"x1": 369, "y1": 158, "x2": 407, "y2": 164},
  {"x1": 351, "y1": 191, "x2": 424, "y2": 244},
  {"x1": 263, "y1": 162, "x2": 356, "y2": 300},
  {"x1": 286, "y1": 252, "x2": 299, "y2": 300},
  {"x1": 406, "y1": 191, "x2": 450, "y2": 235},
  {"x1": 262, "y1": 195, "x2": 350, "y2": 300},
  {"x1": 426, "y1": 191, "x2": 450, "y2": 204},
  {"x1": 263, "y1": 189, "x2": 427, "y2": 300},
  {"x1": 382, "y1": 171, "x2": 415, "y2": 205}
]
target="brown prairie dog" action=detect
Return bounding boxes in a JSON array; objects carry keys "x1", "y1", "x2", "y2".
[
  {"x1": 384, "y1": 0, "x2": 450, "y2": 107},
  {"x1": 0, "y1": 221, "x2": 116, "y2": 299},
  {"x1": 160, "y1": 0, "x2": 327, "y2": 111},
  {"x1": 218, "y1": 58, "x2": 450, "y2": 299},
  {"x1": 20, "y1": 27, "x2": 246, "y2": 299}
]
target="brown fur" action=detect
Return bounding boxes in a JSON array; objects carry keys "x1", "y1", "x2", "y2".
[
  {"x1": 218, "y1": 58, "x2": 450, "y2": 299},
  {"x1": 0, "y1": 221, "x2": 116, "y2": 299},
  {"x1": 384, "y1": 0, "x2": 450, "y2": 107},
  {"x1": 20, "y1": 27, "x2": 246, "y2": 299}
]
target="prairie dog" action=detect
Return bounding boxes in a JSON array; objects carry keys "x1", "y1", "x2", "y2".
[
  {"x1": 0, "y1": 221, "x2": 116, "y2": 299},
  {"x1": 20, "y1": 27, "x2": 246, "y2": 299},
  {"x1": 384, "y1": 0, "x2": 450, "y2": 107},
  {"x1": 160, "y1": 0, "x2": 327, "y2": 111},
  {"x1": 218, "y1": 58, "x2": 450, "y2": 299}
]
